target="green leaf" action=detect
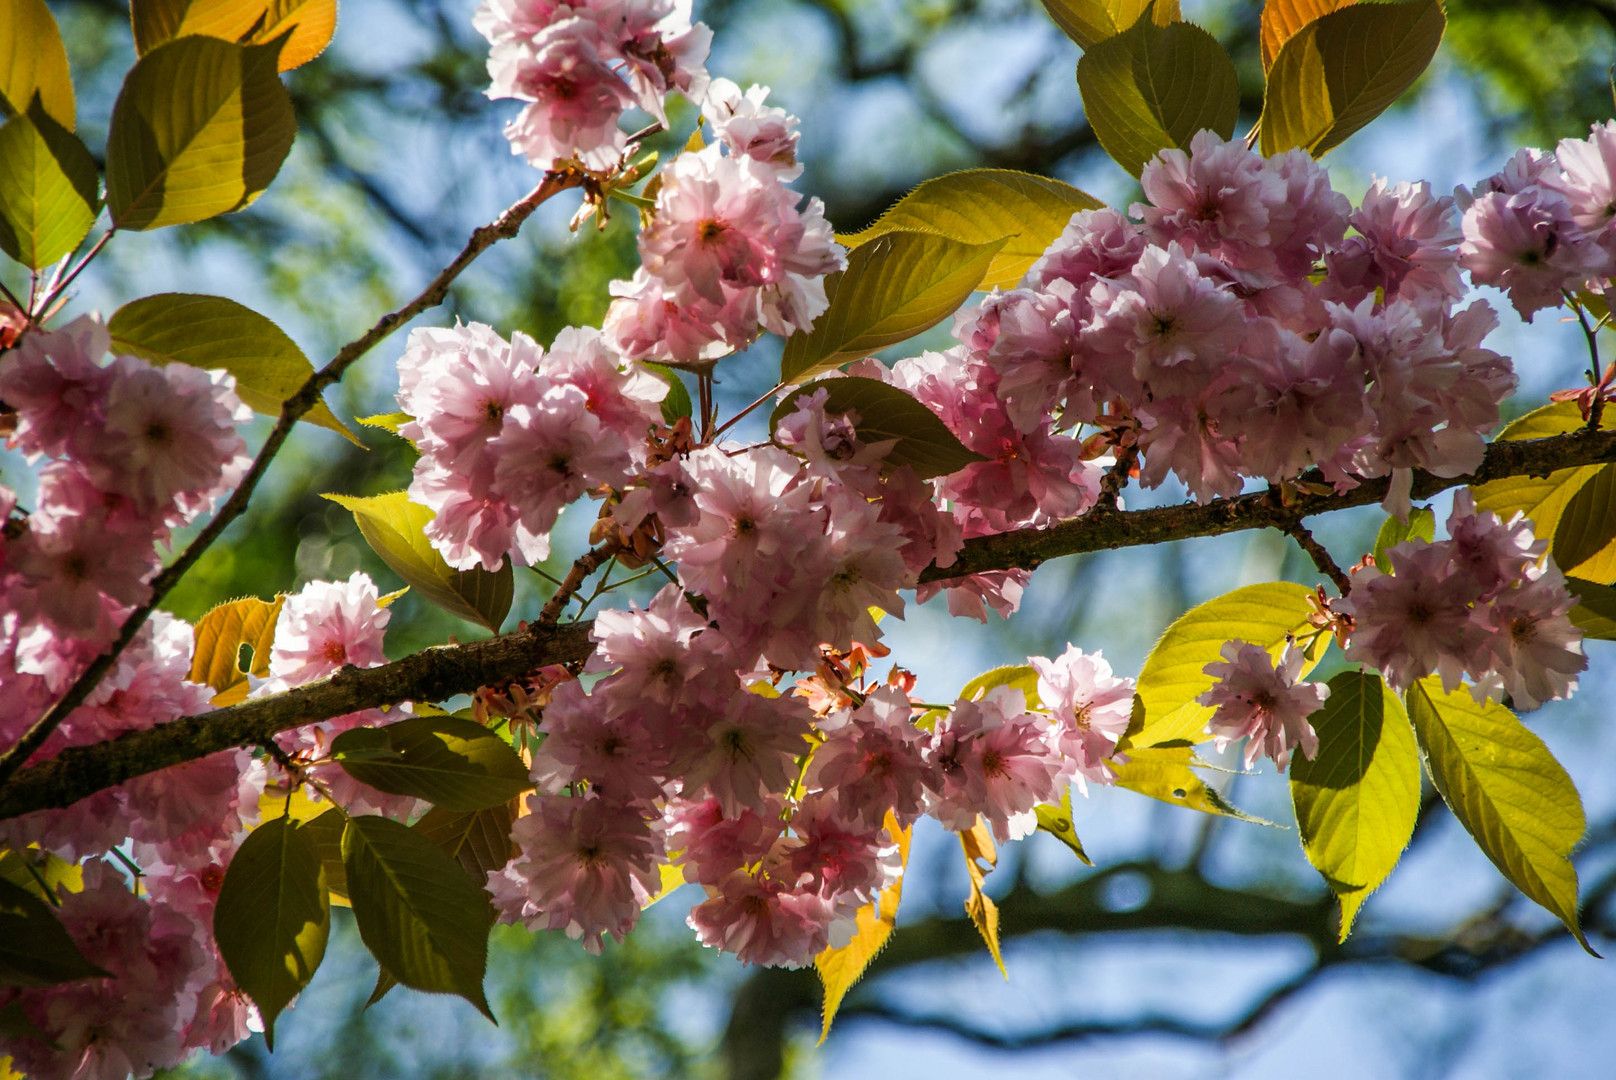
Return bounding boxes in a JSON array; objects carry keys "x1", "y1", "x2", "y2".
[
  {"x1": 105, "y1": 36, "x2": 296, "y2": 231},
  {"x1": 1038, "y1": 0, "x2": 1181, "y2": 51},
  {"x1": 132, "y1": 0, "x2": 339, "y2": 73},
  {"x1": 642, "y1": 362, "x2": 692, "y2": 424},
  {"x1": 1034, "y1": 790, "x2": 1092, "y2": 865},
  {"x1": 108, "y1": 293, "x2": 358, "y2": 443},
  {"x1": 357, "y1": 412, "x2": 412, "y2": 435},
  {"x1": 322, "y1": 492, "x2": 513, "y2": 633},
  {"x1": 837, "y1": 170, "x2": 1103, "y2": 291},
  {"x1": 1259, "y1": 0, "x2": 1445, "y2": 158},
  {"x1": 1289, "y1": 671, "x2": 1420, "y2": 941},
  {"x1": 341, "y1": 815, "x2": 495, "y2": 1019},
  {"x1": 411, "y1": 803, "x2": 517, "y2": 887},
  {"x1": 1111, "y1": 744, "x2": 1277, "y2": 824},
  {"x1": 0, "y1": 847, "x2": 82, "y2": 904},
  {"x1": 1122, "y1": 582, "x2": 1319, "y2": 750},
  {"x1": 1566, "y1": 577, "x2": 1616, "y2": 640},
  {"x1": 957, "y1": 664, "x2": 1043, "y2": 709},
  {"x1": 770, "y1": 377, "x2": 987, "y2": 479},
  {"x1": 189, "y1": 594, "x2": 284, "y2": 699},
  {"x1": 1472, "y1": 402, "x2": 1610, "y2": 541},
  {"x1": 1552, "y1": 463, "x2": 1616, "y2": 582},
  {"x1": 1406, "y1": 678, "x2": 1597, "y2": 955},
  {"x1": 305, "y1": 808, "x2": 349, "y2": 905},
  {"x1": 364, "y1": 965, "x2": 397, "y2": 1010},
  {"x1": 0, "y1": 103, "x2": 98, "y2": 270},
  {"x1": 0, "y1": 878, "x2": 108, "y2": 988},
  {"x1": 1260, "y1": 0, "x2": 1357, "y2": 71},
  {"x1": 815, "y1": 815, "x2": 909, "y2": 1041},
  {"x1": 1372, "y1": 505, "x2": 1436, "y2": 573},
  {"x1": 0, "y1": 0, "x2": 75, "y2": 129},
  {"x1": 779, "y1": 231, "x2": 1008, "y2": 385},
  {"x1": 212, "y1": 816, "x2": 330, "y2": 1048},
  {"x1": 333, "y1": 716, "x2": 532, "y2": 812},
  {"x1": 1075, "y1": 13, "x2": 1239, "y2": 178}
]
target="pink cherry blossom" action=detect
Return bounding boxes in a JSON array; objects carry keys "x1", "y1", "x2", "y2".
[
  {"x1": 266, "y1": 571, "x2": 391, "y2": 687},
  {"x1": 927, "y1": 686, "x2": 1064, "y2": 841},
  {"x1": 804, "y1": 685, "x2": 936, "y2": 827},
  {"x1": 1198, "y1": 641, "x2": 1326, "y2": 770},
  {"x1": 1339, "y1": 542, "x2": 1478, "y2": 692},
  {"x1": 1030, "y1": 645, "x2": 1134, "y2": 792}
]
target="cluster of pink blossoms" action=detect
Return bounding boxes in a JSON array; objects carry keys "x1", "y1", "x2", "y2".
[
  {"x1": 475, "y1": 0, "x2": 710, "y2": 170},
  {"x1": 1458, "y1": 120, "x2": 1616, "y2": 319}
]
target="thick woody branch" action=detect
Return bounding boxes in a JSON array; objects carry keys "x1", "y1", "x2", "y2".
[
  {"x1": 0, "y1": 172, "x2": 582, "y2": 790},
  {"x1": 920, "y1": 428, "x2": 1616, "y2": 583},
  {"x1": 0, "y1": 622, "x2": 593, "y2": 822}
]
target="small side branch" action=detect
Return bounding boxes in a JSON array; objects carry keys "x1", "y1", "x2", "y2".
[
  {"x1": 539, "y1": 538, "x2": 625, "y2": 625},
  {"x1": 1285, "y1": 521, "x2": 1352, "y2": 596}
]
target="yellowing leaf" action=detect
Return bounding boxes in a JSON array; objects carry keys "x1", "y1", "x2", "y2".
[
  {"x1": 816, "y1": 813, "x2": 911, "y2": 1041},
  {"x1": 1566, "y1": 577, "x2": 1616, "y2": 641},
  {"x1": 190, "y1": 594, "x2": 285, "y2": 696},
  {"x1": 109, "y1": 293, "x2": 359, "y2": 444},
  {"x1": 959, "y1": 819, "x2": 1006, "y2": 979},
  {"x1": 1076, "y1": 14, "x2": 1239, "y2": 178},
  {"x1": 1259, "y1": 0, "x2": 1445, "y2": 158},
  {"x1": 1406, "y1": 679, "x2": 1597, "y2": 956},
  {"x1": 1111, "y1": 744, "x2": 1276, "y2": 824},
  {"x1": 1122, "y1": 582, "x2": 1318, "y2": 750},
  {"x1": 1289, "y1": 671, "x2": 1420, "y2": 941},
  {"x1": 1473, "y1": 402, "x2": 1610, "y2": 543},
  {"x1": 1034, "y1": 790, "x2": 1091, "y2": 865},
  {"x1": 0, "y1": 0, "x2": 75, "y2": 129},
  {"x1": 1372, "y1": 505, "x2": 1435, "y2": 574},
  {"x1": 1038, "y1": 0, "x2": 1181, "y2": 51},
  {"x1": 641, "y1": 861, "x2": 688, "y2": 910},
  {"x1": 105, "y1": 36, "x2": 296, "y2": 231},
  {"x1": 0, "y1": 104, "x2": 99, "y2": 270},
  {"x1": 323, "y1": 491, "x2": 513, "y2": 633},
  {"x1": 1259, "y1": 0, "x2": 1356, "y2": 71},
  {"x1": 132, "y1": 0, "x2": 338, "y2": 72},
  {"x1": 1552, "y1": 463, "x2": 1616, "y2": 582},
  {"x1": 780, "y1": 231, "x2": 1008, "y2": 384},
  {"x1": 958, "y1": 664, "x2": 1042, "y2": 708},
  {"x1": 769, "y1": 377, "x2": 986, "y2": 479},
  {"x1": 837, "y1": 170, "x2": 1102, "y2": 291}
]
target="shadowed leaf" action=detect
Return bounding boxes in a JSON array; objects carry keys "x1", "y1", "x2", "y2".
[{"x1": 770, "y1": 377, "x2": 986, "y2": 479}]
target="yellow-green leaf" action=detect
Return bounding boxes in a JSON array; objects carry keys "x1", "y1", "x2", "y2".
[
  {"x1": 189, "y1": 594, "x2": 284, "y2": 697},
  {"x1": 1111, "y1": 744, "x2": 1277, "y2": 824},
  {"x1": 1259, "y1": 0, "x2": 1356, "y2": 71},
  {"x1": 304, "y1": 807, "x2": 349, "y2": 906},
  {"x1": 1406, "y1": 678, "x2": 1596, "y2": 955},
  {"x1": 1034, "y1": 790, "x2": 1091, "y2": 865},
  {"x1": 1472, "y1": 402, "x2": 1610, "y2": 542},
  {"x1": 1075, "y1": 13, "x2": 1239, "y2": 178},
  {"x1": 1259, "y1": 0, "x2": 1445, "y2": 158},
  {"x1": 1566, "y1": 577, "x2": 1616, "y2": 640},
  {"x1": 342, "y1": 814, "x2": 495, "y2": 1019},
  {"x1": 133, "y1": 0, "x2": 339, "y2": 72},
  {"x1": 641, "y1": 362, "x2": 692, "y2": 425},
  {"x1": 212, "y1": 816, "x2": 329, "y2": 1049},
  {"x1": 816, "y1": 814, "x2": 910, "y2": 1041},
  {"x1": 1552, "y1": 463, "x2": 1616, "y2": 582},
  {"x1": 0, "y1": 104, "x2": 98, "y2": 270},
  {"x1": 0, "y1": 847, "x2": 82, "y2": 904},
  {"x1": 412, "y1": 804, "x2": 515, "y2": 899},
  {"x1": 959, "y1": 819, "x2": 1006, "y2": 979},
  {"x1": 0, "y1": 0, "x2": 75, "y2": 129},
  {"x1": 779, "y1": 231, "x2": 1008, "y2": 385},
  {"x1": 1038, "y1": 0, "x2": 1181, "y2": 51},
  {"x1": 0, "y1": 878, "x2": 107, "y2": 987},
  {"x1": 1289, "y1": 671, "x2": 1420, "y2": 941},
  {"x1": 105, "y1": 36, "x2": 296, "y2": 231},
  {"x1": 769, "y1": 377, "x2": 987, "y2": 479},
  {"x1": 332, "y1": 716, "x2": 531, "y2": 812},
  {"x1": 108, "y1": 293, "x2": 358, "y2": 443},
  {"x1": 641, "y1": 861, "x2": 688, "y2": 910},
  {"x1": 323, "y1": 491, "x2": 513, "y2": 633},
  {"x1": 837, "y1": 170, "x2": 1103, "y2": 290},
  {"x1": 958, "y1": 664, "x2": 1042, "y2": 708},
  {"x1": 1372, "y1": 505, "x2": 1435, "y2": 573},
  {"x1": 1122, "y1": 582, "x2": 1318, "y2": 750}
]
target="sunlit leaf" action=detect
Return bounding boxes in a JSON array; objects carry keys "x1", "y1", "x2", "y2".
[
  {"x1": 770, "y1": 377, "x2": 986, "y2": 479},
  {"x1": 1122, "y1": 582, "x2": 1318, "y2": 749},
  {"x1": 0, "y1": 847, "x2": 82, "y2": 904},
  {"x1": 1259, "y1": 0, "x2": 1356, "y2": 71},
  {"x1": 1038, "y1": 0, "x2": 1180, "y2": 51},
  {"x1": 642, "y1": 362, "x2": 692, "y2": 425},
  {"x1": 0, "y1": 0, "x2": 75, "y2": 129},
  {"x1": 640, "y1": 862, "x2": 688, "y2": 910},
  {"x1": 189, "y1": 594, "x2": 285, "y2": 697},
  {"x1": 1472, "y1": 402, "x2": 1610, "y2": 543},
  {"x1": 105, "y1": 36, "x2": 296, "y2": 230},
  {"x1": 332, "y1": 716, "x2": 531, "y2": 812},
  {"x1": 1552, "y1": 463, "x2": 1616, "y2": 582},
  {"x1": 1076, "y1": 13, "x2": 1239, "y2": 178},
  {"x1": 959, "y1": 819, "x2": 1006, "y2": 979},
  {"x1": 132, "y1": 0, "x2": 339, "y2": 72},
  {"x1": 1111, "y1": 744, "x2": 1276, "y2": 824},
  {"x1": 1372, "y1": 505, "x2": 1435, "y2": 573},
  {"x1": 958, "y1": 664, "x2": 1042, "y2": 708},
  {"x1": 1259, "y1": 0, "x2": 1445, "y2": 157},
  {"x1": 322, "y1": 492, "x2": 513, "y2": 633},
  {"x1": 816, "y1": 813, "x2": 910, "y2": 1041},
  {"x1": 837, "y1": 169, "x2": 1103, "y2": 290},
  {"x1": 1566, "y1": 577, "x2": 1616, "y2": 640},
  {"x1": 0, "y1": 103, "x2": 98, "y2": 270},
  {"x1": 780, "y1": 231, "x2": 1008, "y2": 384},
  {"x1": 1406, "y1": 678, "x2": 1596, "y2": 955},
  {"x1": 341, "y1": 814, "x2": 495, "y2": 1019},
  {"x1": 212, "y1": 816, "x2": 329, "y2": 1049},
  {"x1": 1034, "y1": 790, "x2": 1091, "y2": 865},
  {"x1": 0, "y1": 878, "x2": 107, "y2": 988},
  {"x1": 1289, "y1": 671, "x2": 1420, "y2": 940}
]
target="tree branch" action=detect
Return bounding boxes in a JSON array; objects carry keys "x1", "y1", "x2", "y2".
[
  {"x1": 0, "y1": 171, "x2": 583, "y2": 791},
  {"x1": 0, "y1": 620, "x2": 594, "y2": 822}
]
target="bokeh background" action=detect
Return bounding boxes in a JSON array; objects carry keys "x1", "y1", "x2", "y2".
[{"x1": 9, "y1": 0, "x2": 1616, "y2": 1075}]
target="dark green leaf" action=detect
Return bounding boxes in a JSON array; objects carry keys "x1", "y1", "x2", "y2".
[
  {"x1": 212, "y1": 817, "x2": 330, "y2": 1048},
  {"x1": 0, "y1": 102, "x2": 98, "y2": 270},
  {"x1": 305, "y1": 808, "x2": 349, "y2": 904},
  {"x1": 364, "y1": 965, "x2": 397, "y2": 1010},
  {"x1": 333, "y1": 716, "x2": 531, "y2": 812},
  {"x1": 412, "y1": 803, "x2": 518, "y2": 887},
  {"x1": 0, "y1": 878, "x2": 108, "y2": 988},
  {"x1": 1076, "y1": 13, "x2": 1239, "y2": 178},
  {"x1": 1372, "y1": 505, "x2": 1436, "y2": 573},
  {"x1": 341, "y1": 815, "x2": 495, "y2": 1020},
  {"x1": 1566, "y1": 577, "x2": 1616, "y2": 640},
  {"x1": 770, "y1": 377, "x2": 986, "y2": 479},
  {"x1": 105, "y1": 36, "x2": 296, "y2": 230}
]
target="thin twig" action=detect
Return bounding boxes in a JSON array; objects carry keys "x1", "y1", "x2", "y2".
[
  {"x1": 1093, "y1": 442, "x2": 1139, "y2": 513},
  {"x1": 1570, "y1": 296, "x2": 1608, "y2": 431},
  {"x1": 0, "y1": 276, "x2": 28, "y2": 319},
  {"x1": 711, "y1": 381, "x2": 786, "y2": 441},
  {"x1": 1285, "y1": 521, "x2": 1353, "y2": 596},
  {"x1": 35, "y1": 228, "x2": 114, "y2": 319},
  {"x1": 0, "y1": 171, "x2": 582, "y2": 790},
  {"x1": 539, "y1": 538, "x2": 625, "y2": 625}
]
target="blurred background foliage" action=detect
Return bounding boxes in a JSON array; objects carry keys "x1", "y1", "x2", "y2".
[{"x1": 11, "y1": 0, "x2": 1616, "y2": 1076}]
